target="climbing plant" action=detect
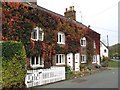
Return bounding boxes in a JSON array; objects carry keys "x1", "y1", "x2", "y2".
[{"x1": 2, "y1": 2, "x2": 100, "y2": 68}]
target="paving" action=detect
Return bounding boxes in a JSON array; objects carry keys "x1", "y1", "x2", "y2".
[{"x1": 33, "y1": 68, "x2": 119, "y2": 88}]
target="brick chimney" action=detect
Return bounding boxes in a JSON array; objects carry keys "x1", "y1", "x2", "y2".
[{"x1": 64, "y1": 6, "x2": 76, "y2": 20}]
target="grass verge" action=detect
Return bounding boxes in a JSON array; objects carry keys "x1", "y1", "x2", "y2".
[{"x1": 109, "y1": 60, "x2": 120, "y2": 67}]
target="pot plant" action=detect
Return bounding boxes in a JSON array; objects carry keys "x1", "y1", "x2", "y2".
[{"x1": 79, "y1": 65, "x2": 86, "y2": 72}]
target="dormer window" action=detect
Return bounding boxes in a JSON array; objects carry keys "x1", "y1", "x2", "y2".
[
  {"x1": 57, "y1": 32, "x2": 65, "y2": 44},
  {"x1": 80, "y1": 37, "x2": 86, "y2": 47},
  {"x1": 31, "y1": 27, "x2": 44, "y2": 41}
]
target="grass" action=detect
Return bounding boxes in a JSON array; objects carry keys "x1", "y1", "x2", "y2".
[{"x1": 109, "y1": 60, "x2": 120, "y2": 67}]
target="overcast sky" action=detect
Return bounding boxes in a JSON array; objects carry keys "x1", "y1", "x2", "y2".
[{"x1": 37, "y1": 0, "x2": 119, "y2": 46}]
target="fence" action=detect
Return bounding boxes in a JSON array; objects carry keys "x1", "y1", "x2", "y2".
[{"x1": 25, "y1": 66, "x2": 65, "y2": 88}]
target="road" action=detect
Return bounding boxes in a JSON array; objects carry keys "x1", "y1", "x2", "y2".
[{"x1": 34, "y1": 68, "x2": 118, "y2": 88}]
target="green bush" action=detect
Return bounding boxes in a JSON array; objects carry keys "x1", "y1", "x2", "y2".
[
  {"x1": 2, "y1": 41, "x2": 27, "y2": 89},
  {"x1": 65, "y1": 65, "x2": 74, "y2": 79},
  {"x1": 101, "y1": 56, "x2": 109, "y2": 67},
  {"x1": 79, "y1": 65, "x2": 85, "y2": 69}
]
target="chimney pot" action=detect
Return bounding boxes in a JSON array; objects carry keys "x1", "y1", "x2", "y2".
[{"x1": 66, "y1": 8, "x2": 67, "y2": 12}]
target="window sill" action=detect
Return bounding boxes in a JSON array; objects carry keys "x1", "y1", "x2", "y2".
[
  {"x1": 57, "y1": 42, "x2": 65, "y2": 45},
  {"x1": 81, "y1": 61, "x2": 86, "y2": 63},
  {"x1": 92, "y1": 62, "x2": 96, "y2": 64},
  {"x1": 31, "y1": 38, "x2": 43, "y2": 41},
  {"x1": 56, "y1": 63, "x2": 65, "y2": 65},
  {"x1": 30, "y1": 65, "x2": 44, "y2": 68},
  {"x1": 81, "y1": 45, "x2": 86, "y2": 47}
]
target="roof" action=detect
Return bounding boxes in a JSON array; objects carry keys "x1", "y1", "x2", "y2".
[
  {"x1": 24, "y1": 2, "x2": 100, "y2": 35},
  {"x1": 100, "y1": 41, "x2": 108, "y2": 49}
]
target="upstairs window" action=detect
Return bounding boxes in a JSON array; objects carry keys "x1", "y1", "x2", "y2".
[
  {"x1": 57, "y1": 32, "x2": 65, "y2": 44},
  {"x1": 80, "y1": 37, "x2": 86, "y2": 47},
  {"x1": 94, "y1": 41, "x2": 96, "y2": 49},
  {"x1": 31, "y1": 27, "x2": 44, "y2": 41},
  {"x1": 81, "y1": 55, "x2": 87, "y2": 63}
]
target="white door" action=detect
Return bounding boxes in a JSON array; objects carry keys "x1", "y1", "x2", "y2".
[
  {"x1": 67, "y1": 53, "x2": 73, "y2": 70},
  {"x1": 75, "y1": 53, "x2": 80, "y2": 71}
]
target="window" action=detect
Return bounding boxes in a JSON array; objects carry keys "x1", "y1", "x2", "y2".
[
  {"x1": 94, "y1": 41, "x2": 96, "y2": 49},
  {"x1": 57, "y1": 32, "x2": 65, "y2": 44},
  {"x1": 31, "y1": 27, "x2": 44, "y2": 41},
  {"x1": 30, "y1": 55, "x2": 44, "y2": 68},
  {"x1": 56, "y1": 54, "x2": 65, "y2": 65},
  {"x1": 104, "y1": 49, "x2": 107, "y2": 53},
  {"x1": 92, "y1": 55, "x2": 96, "y2": 63},
  {"x1": 80, "y1": 37, "x2": 86, "y2": 47},
  {"x1": 81, "y1": 55, "x2": 86, "y2": 63}
]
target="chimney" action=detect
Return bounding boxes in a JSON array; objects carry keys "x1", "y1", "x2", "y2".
[{"x1": 64, "y1": 6, "x2": 76, "y2": 20}]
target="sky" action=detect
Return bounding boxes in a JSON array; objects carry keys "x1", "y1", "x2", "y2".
[{"x1": 37, "y1": 0, "x2": 119, "y2": 46}]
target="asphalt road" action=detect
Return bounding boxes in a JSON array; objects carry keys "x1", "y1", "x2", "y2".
[{"x1": 34, "y1": 68, "x2": 119, "y2": 88}]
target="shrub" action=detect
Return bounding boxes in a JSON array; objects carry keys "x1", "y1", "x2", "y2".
[
  {"x1": 79, "y1": 65, "x2": 85, "y2": 69},
  {"x1": 65, "y1": 65, "x2": 74, "y2": 79},
  {"x1": 101, "y1": 56, "x2": 109, "y2": 67},
  {"x1": 2, "y1": 41, "x2": 27, "y2": 89}
]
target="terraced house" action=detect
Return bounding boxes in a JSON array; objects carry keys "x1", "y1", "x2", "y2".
[{"x1": 2, "y1": 1, "x2": 100, "y2": 88}]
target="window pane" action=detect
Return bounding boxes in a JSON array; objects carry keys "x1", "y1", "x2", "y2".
[
  {"x1": 39, "y1": 31, "x2": 42, "y2": 40},
  {"x1": 62, "y1": 34, "x2": 65, "y2": 43},
  {"x1": 81, "y1": 40, "x2": 83, "y2": 45},
  {"x1": 40, "y1": 57, "x2": 42, "y2": 65},
  {"x1": 59, "y1": 35, "x2": 61, "y2": 42},
  {"x1": 32, "y1": 30, "x2": 37, "y2": 39},
  {"x1": 62, "y1": 55, "x2": 65, "y2": 63},
  {"x1": 36, "y1": 56, "x2": 39, "y2": 64},
  {"x1": 56, "y1": 55, "x2": 58, "y2": 63},
  {"x1": 31, "y1": 56, "x2": 34, "y2": 65},
  {"x1": 59, "y1": 55, "x2": 62, "y2": 63},
  {"x1": 104, "y1": 49, "x2": 107, "y2": 53}
]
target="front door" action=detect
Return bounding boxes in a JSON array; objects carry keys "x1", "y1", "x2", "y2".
[
  {"x1": 75, "y1": 53, "x2": 80, "y2": 71},
  {"x1": 67, "y1": 53, "x2": 73, "y2": 70}
]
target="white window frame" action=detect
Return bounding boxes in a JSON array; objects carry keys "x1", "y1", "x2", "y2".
[
  {"x1": 94, "y1": 41, "x2": 96, "y2": 49},
  {"x1": 30, "y1": 55, "x2": 44, "y2": 68},
  {"x1": 57, "y1": 32, "x2": 65, "y2": 44},
  {"x1": 80, "y1": 37, "x2": 86, "y2": 47},
  {"x1": 31, "y1": 27, "x2": 44, "y2": 41},
  {"x1": 56, "y1": 54, "x2": 65, "y2": 65},
  {"x1": 81, "y1": 55, "x2": 87, "y2": 63},
  {"x1": 92, "y1": 55, "x2": 97, "y2": 63}
]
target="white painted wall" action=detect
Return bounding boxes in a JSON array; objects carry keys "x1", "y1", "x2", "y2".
[
  {"x1": 100, "y1": 42, "x2": 109, "y2": 58},
  {"x1": 97, "y1": 55, "x2": 100, "y2": 65}
]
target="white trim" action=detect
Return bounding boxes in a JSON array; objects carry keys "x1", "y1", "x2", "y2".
[{"x1": 94, "y1": 41, "x2": 96, "y2": 49}]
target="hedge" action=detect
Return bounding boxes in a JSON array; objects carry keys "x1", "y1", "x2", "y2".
[{"x1": 2, "y1": 41, "x2": 27, "y2": 89}]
